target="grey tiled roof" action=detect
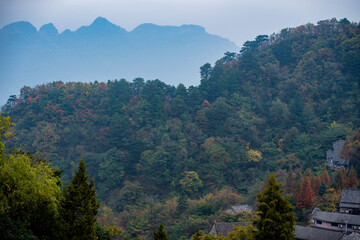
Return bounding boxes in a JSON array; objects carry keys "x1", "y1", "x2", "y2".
[
  {"x1": 295, "y1": 226, "x2": 344, "y2": 240},
  {"x1": 340, "y1": 189, "x2": 360, "y2": 208},
  {"x1": 343, "y1": 232, "x2": 360, "y2": 240},
  {"x1": 312, "y1": 210, "x2": 360, "y2": 225}
]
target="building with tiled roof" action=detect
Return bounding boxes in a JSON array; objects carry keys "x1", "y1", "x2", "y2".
[
  {"x1": 340, "y1": 189, "x2": 360, "y2": 215},
  {"x1": 311, "y1": 208, "x2": 360, "y2": 233},
  {"x1": 295, "y1": 225, "x2": 344, "y2": 240}
]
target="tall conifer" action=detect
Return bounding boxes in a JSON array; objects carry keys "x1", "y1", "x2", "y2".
[
  {"x1": 153, "y1": 222, "x2": 169, "y2": 240},
  {"x1": 60, "y1": 158, "x2": 99, "y2": 240},
  {"x1": 311, "y1": 176, "x2": 322, "y2": 195},
  {"x1": 254, "y1": 173, "x2": 296, "y2": 240}
]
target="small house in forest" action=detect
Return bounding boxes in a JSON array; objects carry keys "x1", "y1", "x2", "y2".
[
  {"x1": 311, "y1": 208, "x2": 360, "y2": 233},
  {"x1": 326, "y1": 140, "x2": 349, "y2": 170},
  {"x1": 340, "y1": 189, "x2": 360, "y2": 215}
]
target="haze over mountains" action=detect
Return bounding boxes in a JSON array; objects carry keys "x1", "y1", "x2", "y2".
[{"x1": 0, "y1": 17, "x2": 239, "y2": 105}]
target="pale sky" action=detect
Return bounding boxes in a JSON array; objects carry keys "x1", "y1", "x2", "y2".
[{"x1": 0, "y1": 0, "x2": 360, "y2": 46}]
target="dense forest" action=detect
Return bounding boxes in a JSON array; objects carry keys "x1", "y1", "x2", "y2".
[{"x1": 2, "y1": 18, "x2": 360, "y2": 239}]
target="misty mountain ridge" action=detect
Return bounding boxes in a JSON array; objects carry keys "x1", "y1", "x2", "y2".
[{"x1": 0, "y1": 17, "x2": 239, "y2": 105}]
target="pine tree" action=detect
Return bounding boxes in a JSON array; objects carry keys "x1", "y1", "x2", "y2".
[
  {"x1": 60, "y1": 158, "x2": 100, "y2": 240},
  {"x1": 190, "y1": 228, "x2": 203, "y2": 240},
  {"x1": 153, "y1": 222, "x2": 169, "y2": 240},
  {"x1": 253, "y1": 173, "x2": 296, "y2": 240},
  {"x1": 260, "y1": 170, "x2": 271, "y2": 192},
  {"x1": 318, "y1": 181, "x2": 327, "y2": 196}
]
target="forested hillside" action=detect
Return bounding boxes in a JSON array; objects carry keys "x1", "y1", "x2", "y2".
[{"x1": 2, "y1": 18, "x2": 360, "y2": 239}]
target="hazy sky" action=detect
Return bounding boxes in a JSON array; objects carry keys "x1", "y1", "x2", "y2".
[{"x1": 0, "y1": 0, "x2": 360, "y2": 46}]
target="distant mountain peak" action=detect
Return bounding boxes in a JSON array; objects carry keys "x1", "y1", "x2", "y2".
[
  {"x1": 39, "y1": 23, "x2": 58, "y2": 36},
  {"x1": 75, "y1": 16, "x2": 126, "y2": 34},
  {"x1": 0, "y1": 21, "x2": 37, "y2": 35},
  {"x1": 91, "y1": 16, "x2": 111, "y2": 26}
]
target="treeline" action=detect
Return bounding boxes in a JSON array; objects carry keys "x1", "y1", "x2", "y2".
[{"x1": 2, "y1": 18, "x2": 360, "y2": 238}]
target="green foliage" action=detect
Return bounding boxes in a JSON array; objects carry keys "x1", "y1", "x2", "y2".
[
  {"x1": 2, "y1": 18, "x2": 360, "y2": 239},
  {"x1": 60, "y1": 158, "x2": 100, "y2": 240},
  {"x1": 179, "y1": 171, "x2": 203, "y2": 195},
  {"x1": 0, "y1": 154, "x2": 62, "y2": 239},
  {"x1": 254, "y1": 173, "x2": 296, "y2": 240},
  {"x1": 0, "y1": 214, "x2": 38, "y2": 240},
  {"x1": 153, "y1": 223, "x2": 169, "y2": 240},
  {"x1": 191, "y1": 228, "x2": 203, "y2": 240},
  {"x1": 318, "y1": 182, "x2": 327, "y2": 196},
  {"x1": 96, "y1": 223, "x2": 113, "y2": 240},
  {"x1": 227, "y1": 225, "x2": 256, "y2": 240},
  {"x1": 0, "y1": 113, "x2": 12, "y2": 155}
]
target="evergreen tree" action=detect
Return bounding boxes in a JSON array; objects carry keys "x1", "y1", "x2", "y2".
[
  {"x1": 60, "y1": 158, "x2": 99, "y2": 240},
  {"x1": 254, "y1": 173, "x2": 296, "y2": 240},
  {"x1": 318, "y1": 182, "x2": 327, "y2": 196},
  {"x1": 190, "y1": 228, "x2": 203, "y2": 240},
  {"x1": 153, "y1": 222, "x2": 169, "y2": 240}
]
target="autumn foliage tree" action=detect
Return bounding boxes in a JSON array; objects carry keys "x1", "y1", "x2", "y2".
[
  {"x1": 311, "y1": 176, "x2": 322, "y2": 196},
  {"x1": 296, "y1": 177, "x2": 314, "y2": 209},
  {"x1": 347, "y1": 166, "x2": 358, "y2": 188},
  {"x1": 341, "y1": 129, "x2": 360, "y2": 165},
  {"x1": 334, "y1": 168, "x2": 347, "y2": 190}
]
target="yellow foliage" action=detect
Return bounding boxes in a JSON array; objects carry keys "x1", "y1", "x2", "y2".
[
  {"x1": 0, "y1": 114, "x2": 13, "y2": 141},
  {"x1": 246, "y1": 149, "x2": 262, "y2": 162}
]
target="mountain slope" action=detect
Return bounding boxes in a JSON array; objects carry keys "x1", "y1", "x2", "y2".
[
  {"x1": 0, "y1": 17, "x2": 238, "y2": 105},
  {"x1": 2, "y1": 18, "x2": 360, "y2": 239}
]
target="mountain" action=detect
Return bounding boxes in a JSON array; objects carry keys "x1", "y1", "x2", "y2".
[
  {"x1": 2, "y1": 18, "x2": 360, "y2": 239},
  {"x1": 0, "y1": 17, "x2": 238, "y2": 105}
]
